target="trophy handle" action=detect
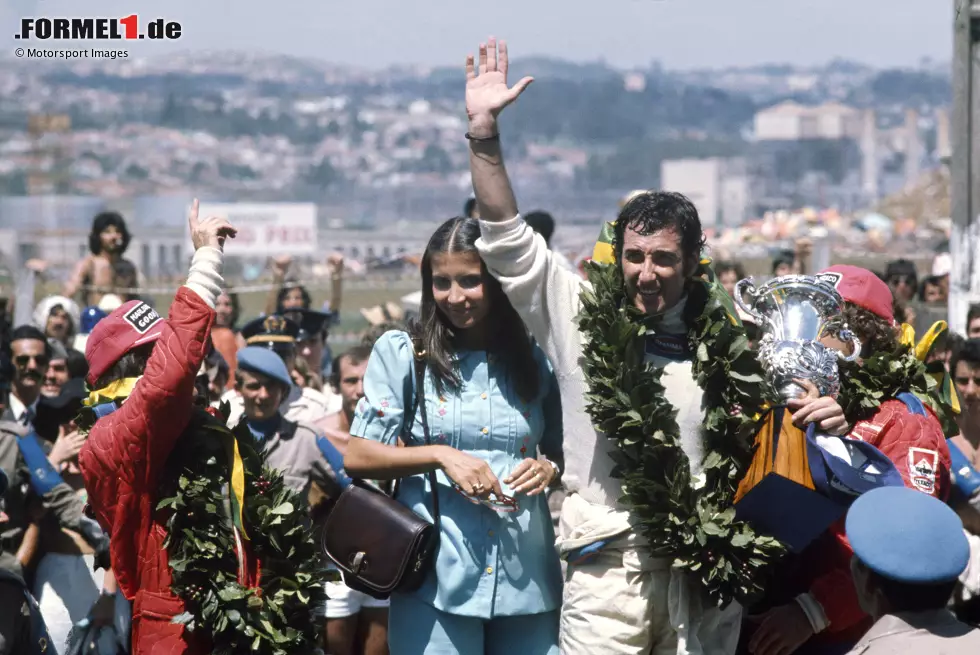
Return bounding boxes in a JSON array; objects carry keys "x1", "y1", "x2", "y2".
[
  {"x1": 838, "y1": 329, "x2": 862, "y2": 362},
  {"x1": 733, "y1": 278, "x2": 762, "y2": 321}
]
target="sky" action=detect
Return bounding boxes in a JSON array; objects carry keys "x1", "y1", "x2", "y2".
[{"x1": 2, "y1": 0, "x2": 956, "y2": 70}]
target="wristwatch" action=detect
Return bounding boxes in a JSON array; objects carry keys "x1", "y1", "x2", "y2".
[{"x1": 542, "y1": 457, "x2": 561, "y2": 479}]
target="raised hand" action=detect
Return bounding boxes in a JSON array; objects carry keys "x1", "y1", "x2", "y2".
[
  {"x1": 465, "y1": 37, "x2": 533, "y2": 136},
  {"x1": 188, "y1": 198, "x2": 237, "y2": 252},
  {"x1": 272, "y1": 255, "x2": 293, "y2": 278}
]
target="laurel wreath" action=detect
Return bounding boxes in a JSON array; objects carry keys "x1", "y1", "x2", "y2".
[
  {"x1": 578, "y1": 260, "x2": 784, "y2": 606},
  {"x1": 78, "y1": 399, "x2": 325, "y2": 654}
]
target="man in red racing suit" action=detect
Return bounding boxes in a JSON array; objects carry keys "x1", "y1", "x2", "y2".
[
  {"x1": 743, "y1": 265, "x2": 952, "y2": 655},
  {"x1": 78, "y1": 203, "x2": 237, "y2": 654}
]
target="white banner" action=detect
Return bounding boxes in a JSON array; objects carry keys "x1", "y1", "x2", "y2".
[{"x1": 194, "y1": 203, "x2": 318, "y2": 256}]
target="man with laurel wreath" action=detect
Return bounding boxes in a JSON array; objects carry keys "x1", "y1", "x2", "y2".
[
  {"x1": 77, "y1": 202, "x2": 323, "y2": 655},
  {"x1": 464, "y1": 37, "x2": 848, "y2": 655}
]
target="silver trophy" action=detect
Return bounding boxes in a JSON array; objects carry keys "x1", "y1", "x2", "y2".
[{"x1": 735, "y1": 273, "x2": 861, "y2": 402}]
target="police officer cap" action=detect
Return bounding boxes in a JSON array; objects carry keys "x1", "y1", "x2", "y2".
[
  {"x1": 846, "y1": 486, "x2": 970, "y2": 584},
  {"x1": 236, "y1": 346, "x2": 293, "y2": 388},
  {"x1": 239, "y1": 314, "x2": 300, "y2": 349},
  {"x1": 282, "y1": 309, "x2": 332, "y2": 343}
]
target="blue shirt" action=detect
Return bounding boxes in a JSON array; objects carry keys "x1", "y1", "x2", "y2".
[{"x1": 350, "y1": 330, "x2": 564, "y2": 618}]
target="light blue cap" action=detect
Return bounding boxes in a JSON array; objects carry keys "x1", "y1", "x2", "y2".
[
  {"x1": 846, "y1": 486, "x2": 969, "y2": 584},
  {"x1": 236, "y1": 346, "x2": 293, "y2": 388}
]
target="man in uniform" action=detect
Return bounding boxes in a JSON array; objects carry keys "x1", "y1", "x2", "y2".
[
  {"x1": 845, "y1": 486, "x2": 980, "y2": 654},
  {"x1": 234, "y1": 346, "x2": 345, "y2": 501},
  {"x1": 223, "y1": 314, "x2": 339, "y2": 424}
]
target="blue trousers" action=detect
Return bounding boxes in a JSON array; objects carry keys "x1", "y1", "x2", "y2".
[{"x1": 388, "y1": 592, "x2": 559, "y2": 655}]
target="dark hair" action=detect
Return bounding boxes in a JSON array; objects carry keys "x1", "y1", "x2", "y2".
[
  {"x1": 841, "y1": 303, "x2": 899, "y2": 358},
  {"x1": 771, "y1": 250, "x2": 795, "y2": 276},
  {"x1": 884, "y1": 259, "x2": 918, "y2": 291},
  {"x1": 89, "y1": 212, "x2": 131, "y2": 256},
  {"x1": 714, "y1": 260, "x2": 746, "y2": 280},
  {"x1": 416, "y1": 217, "x2": 539, "y2": 402},
  {"x1": 218, "y1": 289, "x2": 242, "y2": 328},
  {"x1": 967, "y1": 303, "x2": 980, "y2": 327},
  {"x1": 463, "y1": 197, "x2": 477, "y2": 218},
  {"x1": 613, "y1": 191, "x2": 706, "y2": 267},
  {"x1": 9, "y1": 325, "x2": 52, "y2": 357},
  {"x1": 276, "y1": 283, "x2": 311, "y2": 313},
  {"x1": 524, "y1": 211, "x2": 555, "y2": 246},
  {"x1": 865, "y1": 566, "x2": 957, "y2": 613},
  {"x1": 91, "y1": 343, "x2": 154, "y2": 390},
  {"x1": 951, "y1": 338, "x2": 980, "y2": 377},
  {"x1": 330, "y1": 344, "x2": 373, "y2": 391},
  {"x1": 66, "y1": 348, "x2": 89, "y2": 380},
  {"x1": 918, "y1": 275, "x2": 944, "y2": 302}
]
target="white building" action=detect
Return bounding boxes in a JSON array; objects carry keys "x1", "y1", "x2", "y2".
[
  {"x1": 754, "y1": 101, "x2": 863, "y2": 142},
  {"x1": 661, "y1": 157, "x2": 750, "y2": 228}
]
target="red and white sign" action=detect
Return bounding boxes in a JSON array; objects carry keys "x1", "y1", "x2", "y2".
[{"x1": 193, "y1": 203, "x2": 318, "y2": 256}]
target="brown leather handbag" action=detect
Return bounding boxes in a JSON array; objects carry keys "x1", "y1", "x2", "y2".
[{"x1": 320, "y1": 343, "x2": 440, "y2": 600}]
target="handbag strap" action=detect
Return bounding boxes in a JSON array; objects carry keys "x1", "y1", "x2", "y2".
[
  {"x1": 411, "y1": 340, "x2": 441, "y2": 532},
  {"x1": 390, "y1": 338, "x2": 440, "y2": 531}
]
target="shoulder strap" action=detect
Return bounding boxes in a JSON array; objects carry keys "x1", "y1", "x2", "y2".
[
  {"x1": 895, "y1": 391, "x2": 927, "y2": 417},
  {"x1": 412, "y1": 341, "x2": 441, "y2": 528},
  {"x1": 398, "y1": 337, "x2": 440, "y2": 529}
]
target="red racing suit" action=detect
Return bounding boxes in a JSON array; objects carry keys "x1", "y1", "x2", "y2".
[
  {"x1": 79, "y1": 288, "x2": 239, "y2": 654},
  {"x1": 771, "y1": 398, "x2": 952, "y2": 649}
]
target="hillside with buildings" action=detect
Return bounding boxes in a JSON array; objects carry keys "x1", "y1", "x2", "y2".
[{"x1": 0, "y1": 52, "x2": 951, "y2": 225}]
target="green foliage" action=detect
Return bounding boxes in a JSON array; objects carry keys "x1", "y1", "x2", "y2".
[
  {"x1": 578, "y1": 261, "x2": 784, "y2": 606},
  {"x1": 837, "y1": 344, "x2": 960, "y2": 438},
  {"x1": 156, "y1": 407, "x2": 325, "y2": 654}
]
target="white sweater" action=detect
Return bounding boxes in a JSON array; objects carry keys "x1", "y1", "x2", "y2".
[{"x1": 477, "y1": 216, "x2": 706, "y2": 541}]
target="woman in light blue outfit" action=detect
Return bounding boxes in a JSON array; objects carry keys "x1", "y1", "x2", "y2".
[{"x1": 346, "y1": 217, "x2": 563, "y2": 655}]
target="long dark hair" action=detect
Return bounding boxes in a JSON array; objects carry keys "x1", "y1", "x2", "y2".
[
  {"x1": 413, "y1": 217, "x2": 538, "y2": 402},
  {"x1": 88, "y1": 212, "x2": 132, "y2": 255}
]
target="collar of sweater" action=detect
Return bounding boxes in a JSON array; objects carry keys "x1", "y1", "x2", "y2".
[
  {"x1": 643, "y1": 294, "x2": 688, "y2": 335},
  {"x1": 247, "y1": 414, "x2": 282, "y2": 443}
]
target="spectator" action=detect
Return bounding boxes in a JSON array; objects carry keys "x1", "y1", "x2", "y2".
[
  {"x1": 884, "y1": 259, "x2": 918, "y2": 304},
  {"x1": 211, "y1": 288, "x2": 242, "y2": 388},
  {"x1": 3, "y1": 326, "x2": 51, "y2": 425},
  {"x1": 715, "y1": 260, "x2": 746, "y2": 299},
  {"x1": 844, "y1": 486, "x2": 980, "y2": 654},
  {"x1": 967, "y1": 304, "x2": 980, "y2": 339},
  {"x1": 919, "y1": 275, "x2": 946, "y2": 304},
  {"x1": 32, "y1": 296, "x2": 80, "y2": 349},
  {"x1": 950, "y1": 339, "x2": 980, "y2": 471},
  {"x1": 314, "y1": 345, "x2": 389, "y2": 655},
  {"x1": 771, "y1": 249, "x2": 795, "y2": 277},
  {"x1": 63, "y1": 212, "x2": 140, "y2": 307},
  {"x1": 41, "y1": 339, "x2": 71, "y2": 398}
]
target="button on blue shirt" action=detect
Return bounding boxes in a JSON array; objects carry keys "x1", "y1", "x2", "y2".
[{"x1": 350, "y1": 330, "x2": 564, "y2": 619}]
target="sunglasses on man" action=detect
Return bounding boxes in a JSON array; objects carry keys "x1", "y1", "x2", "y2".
[{"x1": 14, "y1": 353, "x2": 49, "y2": 368}]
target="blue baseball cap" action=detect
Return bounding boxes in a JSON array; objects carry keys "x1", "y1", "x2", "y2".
[
  {"x1": 846, "y1": 486, "x2": 970, "y2": 584},
  {"x1": 236, "y1": 346, "x2": 293, "y2": 389}
]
